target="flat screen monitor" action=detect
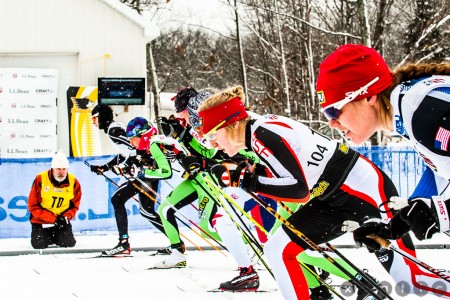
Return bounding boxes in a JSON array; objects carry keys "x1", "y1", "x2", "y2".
[{"x1": 98, "y1": 77, "x2": 145, "y2": 105}]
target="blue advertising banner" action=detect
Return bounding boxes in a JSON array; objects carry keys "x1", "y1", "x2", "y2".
[{"x1": 0, "y1": 155, "x2": 188, "y2": 239}]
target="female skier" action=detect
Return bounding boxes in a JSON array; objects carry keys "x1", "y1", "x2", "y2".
[
  {"x1": 150, "y1": 88, "x2": 264, "y2": 292},
  {"x1": 316, "y1": 44, "x2": 450, "y2": 247},
  {"x1": 197, "y1": 85, "x2": 450, "y2": 298},
  {"x1": 89, "y1": 104, "x2": 166, "y2": 256}
]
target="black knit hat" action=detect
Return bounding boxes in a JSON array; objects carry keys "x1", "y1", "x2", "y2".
[
  {"x1": 187, "y1": 91, "x2": 211, "y2": 127},
  {"x1": 91, "y1": 104, "x2": 113, "y2": 131},
  {"x1": 172, "y1": 87, "x2": 198, "y2": 113}
]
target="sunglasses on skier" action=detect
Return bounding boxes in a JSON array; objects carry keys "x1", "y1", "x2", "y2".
[
  {"x1": 203, "y1": 111, "x2": 241, "y2": 141},
  {"x1": 321, "y1": 77, "x2": 379, "y2": 120}
]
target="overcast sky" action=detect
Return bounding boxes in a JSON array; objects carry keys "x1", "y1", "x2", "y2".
[{"x1": 153, "y1": 0, "x2": 236, "y2": 36}]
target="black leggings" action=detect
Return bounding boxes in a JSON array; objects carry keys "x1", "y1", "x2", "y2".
[
  {"x1": 285, "y1": 192, "x2": 415, "y2": 274},
  {"x1": 111, "y1": 178, "x2": 165, "y2": 237}
]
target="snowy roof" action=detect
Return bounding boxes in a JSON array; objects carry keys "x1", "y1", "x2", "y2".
[{"x1": 100, "y1": 0, "x2": 160, "y2": 42}]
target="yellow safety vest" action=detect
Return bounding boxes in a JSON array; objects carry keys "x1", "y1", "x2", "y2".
[{"x1": 39, "y1": 171, "x2": 75, "y2": 215}]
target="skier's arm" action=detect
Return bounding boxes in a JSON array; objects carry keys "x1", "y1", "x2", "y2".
[
  {"x1": 248, "y1": 127, "x2": 310, "y2": 203},
  {"x1": 141, "y1": 142, "x2": 172, "y2": 180}
]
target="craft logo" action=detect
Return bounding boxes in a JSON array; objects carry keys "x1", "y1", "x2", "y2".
[
  {"x1": 12, "y1": 73, "x2": 18, "y2": 79},
  {"x1": 311, "y1": 181, "x2": 329, "y2": 198},
  {"x1": 10, "y1": 133, "x2": 16, "y2": 138},
  {"x1": 9, "y1": 88, "x2": 29, "y2": 94},
  {"x1": 35, "y1": 118, "x2": 52, "y2": 124},
  {"x1": 36, "y1": 88, "x2": 53, "y2": 94},
  {"x1": 34, "y1": 149, "x2": 52, "y2": 153},
  {"x1": 40, "y1": 104, "x2": 54, "y2": 109},
  {"x1": 8, "y1": 118, "x2": 28, "y2": 124},
  {"x1": 10, "y1": 103, "x2": 16, "y2": 108}
]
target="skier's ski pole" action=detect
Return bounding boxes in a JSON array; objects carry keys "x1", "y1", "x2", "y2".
[
  {"x1": 202, "y1": 174, "x2": 348, "y2": 299},
  {"x1": 247, "y1": 190, "x2": 393, "y2": 300},
  {"x1": 199, "y1": 174, "x2": 274, "y2": 278},
  {"x1": 84, "y1": 160, "x2": 204, "y2": 253},
  {"x1": 325, "y1": 242, "x2": 392, "y2": 300},
  {"x1": 132, "y1": 176, "x2": 228, "y2": 256},
  {"x1": 245, "y1": 190, "x2": 387, "y2": 300},
  {"x1": 83, "y1": 160, "x2": 165, "y2": 229},
  {"x1": 369, "y1": 234, "x2": 450, "y2": 283}
]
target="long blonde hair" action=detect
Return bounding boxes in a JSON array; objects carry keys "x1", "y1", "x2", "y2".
[
  {"x1": 378, "y1": 62, "x2": 450, "y2": 128},
  {"x1": 199, "y1": 85, "x2": 251, "y2": 146}
]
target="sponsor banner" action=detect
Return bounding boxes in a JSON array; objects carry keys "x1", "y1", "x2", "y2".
[
  {"x1": 66, "y1": 86, "x2": 101, "y2": 157},
  {"x1": 0, "y1": 156, "x2": 191, "y2": 239},
  {"x1": 0, "y1": 68, "x2": 58, "y2": 158}
]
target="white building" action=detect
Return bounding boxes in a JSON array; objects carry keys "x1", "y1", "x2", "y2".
[{"x1": 0, "y1": 0, "x2": 171, "y2": 156}]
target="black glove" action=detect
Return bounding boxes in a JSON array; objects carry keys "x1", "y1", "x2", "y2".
[
  {"x1": 210, "y1": 161, "x2": 258, "y2": 191},
  {"x1": 90, "y1": 164, "x2": 108, "y2": 175},
  {"x1": 161, "y1": 117, "x2": 185, "y2": 138},
  {"x1": 398, "y1": 197, "x2": 444, "y2": 240},
  {"x1": 353, "y1": 216, "x2": 410, "y2": 252},
  {"x1": 353, "y1": 220, "x2": 388, "y2": 252},
  {"x1": 112, "y1": 164, "x2": 134, "y2": 177},
  {"x1": 180, "y1": 156, "x2": 207, "y2": 177},
  {"x1": 54, "y1": 216, "x2": 69, "y2": 229}
]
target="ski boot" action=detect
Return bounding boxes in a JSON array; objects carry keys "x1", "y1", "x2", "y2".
[
  {"x1": 219, "y1": 265, "x2": 259, "y2": 292},
  {"x1": 156, "y1": 242, "x2": 184, "y2": 255},
  {"x1": 354, "y1": 270, "x2": 386, "y2": 300},
  {"x1": 310, "y1": 284, "x2": 333, "y2": 300},
  {"x1": 154, "y1": 243, "x2": 186, "y2": 268},
  {"x1": 101, "y1": 237, "x2": 131, "y2": 256}
]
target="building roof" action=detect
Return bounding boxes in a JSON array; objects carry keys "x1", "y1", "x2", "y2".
[{"x1": 100, "y1": 0, "x2": 160, "y2": 42}]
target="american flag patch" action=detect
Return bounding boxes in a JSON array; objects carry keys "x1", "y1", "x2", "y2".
[{"x1": 434, "y1": 127, "x2": 450, "y2": 151}]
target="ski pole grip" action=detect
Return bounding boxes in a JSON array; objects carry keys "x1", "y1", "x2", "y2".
[
  {"x1": 367, "y1": 234, "x2": 391, "y2": 249},
  {"x1": 84, "y1": 160, "x2": 91, "y2": 167}
]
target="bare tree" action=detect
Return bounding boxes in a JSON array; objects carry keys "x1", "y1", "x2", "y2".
[
  {"x1": 119, "y1": 0, "x2": 449, "y2": 143},
  {"x1": 401, "y1": 0, "x2": 450, "y2": 64}
]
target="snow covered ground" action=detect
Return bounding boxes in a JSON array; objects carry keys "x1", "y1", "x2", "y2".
[{"x1": 1, "y1": 229, "x2": 450, "y2": 299}]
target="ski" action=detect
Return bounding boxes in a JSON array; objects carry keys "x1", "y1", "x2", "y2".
[
  {"x1": 148, "y1": 251, "x2": 171, "y2": 256},
  {"x1": 147, "y1": 265, "x2": 186, "y2": 270},
  {"x1": 80, "y1": 254, "x2": 134, "y2": 259},
  {"x1": 207, "y1": 288, "x2": 277, "y2": 293}
]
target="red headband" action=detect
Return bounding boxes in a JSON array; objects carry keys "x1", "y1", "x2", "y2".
[{"x1": 198, "y1": 97, "x2": 248, "y2": 134}]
